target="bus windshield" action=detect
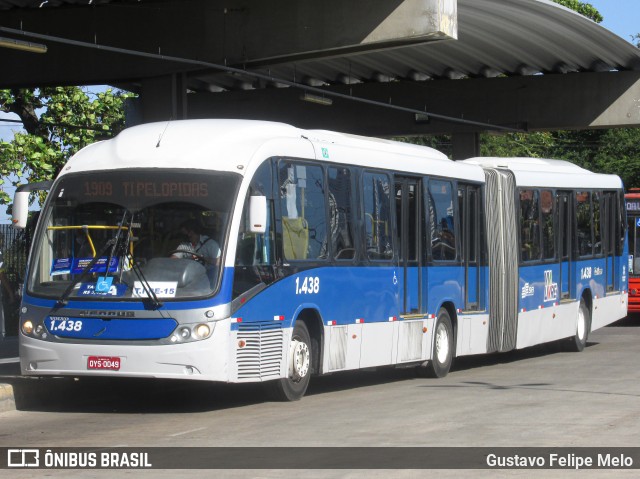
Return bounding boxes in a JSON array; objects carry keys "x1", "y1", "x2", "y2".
[{"x1": 27, "y1": 169, "x2": 241, "y2": 302}]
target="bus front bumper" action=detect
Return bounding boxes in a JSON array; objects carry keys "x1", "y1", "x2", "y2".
[{"x1": 19, "y1": 322, "x2": 231, "y2": 382}]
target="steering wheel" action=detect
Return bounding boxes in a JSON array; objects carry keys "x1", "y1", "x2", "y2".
[{"x1": 168, "y1": 249, "x2": 206, "y2": 265}]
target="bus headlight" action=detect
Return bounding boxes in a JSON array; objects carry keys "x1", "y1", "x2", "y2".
[
  {"x1": 22, "y1": 320, "x2": 34, "y2": 335},
  {"x1": 168, "y1": 322, "x2": 214, "y2": 343},
  {"x1": 194, "y1": 323, "x2": 211, "y2": 339}
]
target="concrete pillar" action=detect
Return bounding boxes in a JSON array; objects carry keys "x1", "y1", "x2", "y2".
[
  {"x1": 138, "y1": 73, "x2": 188, "y2": 124},
  {"x1": 452, "y1": 132, "x2": 480, "y2": 160}
]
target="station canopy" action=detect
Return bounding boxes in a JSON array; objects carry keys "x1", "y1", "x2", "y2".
[{"x1": 1, "y1": 0, "x2": 640, "y2": 140}]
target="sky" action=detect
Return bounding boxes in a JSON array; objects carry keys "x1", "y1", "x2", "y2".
[
  {"x1": 589, "y1": 0, "x2": 639, "y2": 44},
  {"x1": 0, "y1": 0, "x2": 639, "y2": 223}
]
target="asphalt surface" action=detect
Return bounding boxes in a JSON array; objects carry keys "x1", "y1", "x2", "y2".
[{"x1": 0, "y1": 317, "x2": 638, "y2": 478}]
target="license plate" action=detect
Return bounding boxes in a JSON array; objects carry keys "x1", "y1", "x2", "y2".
[{"x1": 87, "y1": 356, "x2": 121, "y2": 371}]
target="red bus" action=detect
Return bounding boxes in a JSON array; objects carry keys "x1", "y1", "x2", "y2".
[{"x1": 626, "y1": 189, "x2": 640, "y2": 312}]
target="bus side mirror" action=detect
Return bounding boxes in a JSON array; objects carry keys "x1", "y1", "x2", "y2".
[
  {"x1": 11, "y1": 190, "x2": 30, "y2": 229},
  {"x1": 249, "y1": 196, "x2": 267, "y2": 234},
  {"x1": 11, "y1": 180, "x2": 53, "y2": 229}
]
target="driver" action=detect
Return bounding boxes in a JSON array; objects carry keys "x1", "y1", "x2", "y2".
[{"x1": 171, "y1": 219, "x2": 220, "y2": 266}]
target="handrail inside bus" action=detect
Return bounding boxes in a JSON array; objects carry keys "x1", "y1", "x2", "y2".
[{"x1": 47, "y1": 225, "x2": 131, "y2": 258}]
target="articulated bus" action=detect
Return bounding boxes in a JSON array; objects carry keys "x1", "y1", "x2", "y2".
[
  {"x1": 12, "y1": 120, "x2": 628, "y2": 400},
  {"x1": 625, "y1": 189, "x2": 640, "y2": 312}
]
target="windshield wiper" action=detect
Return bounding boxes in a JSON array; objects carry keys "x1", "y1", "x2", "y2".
[
  {"x1": 54, "y1": 211, "x2": 129, "y2": 308},
  {"x1": 127, "y1": 257, "x2": 163, "y2": 310},
  {"x1": 122, "y1": 214, "x2": 163, "y2": 310}
]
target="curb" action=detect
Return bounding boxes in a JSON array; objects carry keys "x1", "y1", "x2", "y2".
[{"x1": 0, "y1": 382, "x2": 15, "y2": 413}]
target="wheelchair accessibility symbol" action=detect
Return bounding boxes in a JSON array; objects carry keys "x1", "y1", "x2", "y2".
[{"x1": 96, "y1": 276, "x2": 114, "y2": 293}]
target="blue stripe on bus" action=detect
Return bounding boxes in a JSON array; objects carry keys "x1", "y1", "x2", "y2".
[{"x1": 44, "y1": 316, "x2": 178, "y2": 340}]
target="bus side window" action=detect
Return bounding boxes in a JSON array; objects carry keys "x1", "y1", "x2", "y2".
[
  {"x1": 541, "y1": 189, "x2": 555, "y2": 260},
  {"x1": 576, "y1": 191, "x2": 592, "y2": 257},
  {"x1": 428, "y1": 180, "x2": 456, "y2": 261},
  {"x1": 278, "y1": 161, "x2": 327, "y2": 261},
  {"x1": 519, "y1": 189, "x2": 541, "y2": 262},
  {"x1": 328, "y1": 166, "x2": 356, "y2": 260},
  {"x1": 363, "y1": 172, "x2": 393, "y2": 261},
  {"x1": 593, "y1": 191, "x2": 603, "y2": 256}
]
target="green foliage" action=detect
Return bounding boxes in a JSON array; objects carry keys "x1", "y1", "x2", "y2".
[
  {"x1": 551, "y1": 0, "x2": 603, "y2": 23},
  {"x1": 0, "y1": 86, "x2": 133, "y2": 205},
  {"x1": 481, "y1": 129, "x2": 640, "y2": 189}
]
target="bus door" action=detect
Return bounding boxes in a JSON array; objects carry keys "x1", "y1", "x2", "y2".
[
  {"x1": 395, "y1": 177, "x2": 422, "y2": 315},
  {"x1": 458, "y1": 184, "x2": 482, "y2": 311},
  {"x1": 557, "y1": 191, "x2": 573, "y2": 299}
]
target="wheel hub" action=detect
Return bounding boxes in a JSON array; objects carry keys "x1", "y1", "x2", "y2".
[
  {"x1": 435, "y1": 323, "x2": 449, "y2": 364},
  {"x1": 289, "y1": 339, "x2": 310, "y2": 382}
]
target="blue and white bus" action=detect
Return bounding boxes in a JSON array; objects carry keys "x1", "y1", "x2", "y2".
[{"x1": 13, "y1": 120, "x2": 628, "y2": 400}]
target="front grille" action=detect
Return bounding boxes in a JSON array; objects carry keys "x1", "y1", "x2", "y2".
[{"x1": 236, "y1": 322, "x2": 284, "y2": 379}]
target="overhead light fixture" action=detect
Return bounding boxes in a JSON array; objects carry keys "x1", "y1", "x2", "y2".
[
  {"x1": 300, "y1": 93, "x2": 333, "y2": 106},
  {"x1": 0, "y1": 36, "x2": 48, "y2": 54},
  {"x1": 414, "y1": 113, "x2": 430, "y2": 124}
]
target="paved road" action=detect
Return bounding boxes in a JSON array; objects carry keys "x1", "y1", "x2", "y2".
[{"x1": 0, "y1": 317, "x2": 638, "y2": 478}]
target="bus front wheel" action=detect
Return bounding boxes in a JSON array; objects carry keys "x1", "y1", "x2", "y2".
[
  {"x1": 423, "y1": 308, "x2": 454, "y2": 378},
  {"x1": 265, "y1": 321, "x2": 312, "y2": 401}
]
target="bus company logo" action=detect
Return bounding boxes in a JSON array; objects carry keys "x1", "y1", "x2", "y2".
[
  {"x1": 77, "y1": 310, "x2": 135, "y2": 318},
  {"x1": 593, "y1": 266, "x2": 603, "y2": 276},
  {"x1": 544, "y1": 270, "x2": 558, "y2": 302},
  {"x1": 7, "y1": 449, "x2": 39, "y2": 468},
  {"x1": 521, "y1": 283, "x2": 534, "y2": 298}
]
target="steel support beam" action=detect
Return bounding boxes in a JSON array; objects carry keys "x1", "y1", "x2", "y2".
[
  {"x1": 0, "y1": 0, "x2": 456, "y2": 88},
  {"x1": 186, "y1": 71, "x2": 640, "y2": 135}
]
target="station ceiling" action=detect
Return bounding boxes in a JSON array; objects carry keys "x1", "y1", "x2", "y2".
[{"x1": 1, "y1": 0, "x2": 640, "y2": 138}]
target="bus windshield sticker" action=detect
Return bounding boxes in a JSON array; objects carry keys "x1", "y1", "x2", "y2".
[
  {"x1": 132, "y1": 281, "x2": 178, "y2": 298},
  {"x1": 51, "y1": 257, "x2": 119, "y2": 277},
  {"x1": 78, "y1": 282, "x2": 127, "y2": 297},
  {"x1": 51, "y1": 257, "x2": 73, "y2": 276},
  {"x1": 96, "y1": 276, "x2": 114, "y2": 293},
  {"x1": 70, "y1": 257, "x2": 119, "y2": 275}
]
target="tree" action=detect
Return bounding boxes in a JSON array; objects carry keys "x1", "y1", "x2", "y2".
[
  {"x1": 0, "y1": 86, "x2": 133, "y2": 205},
  {"x1": 551, "y1": 0, "x2": 603, "y2": 23}
]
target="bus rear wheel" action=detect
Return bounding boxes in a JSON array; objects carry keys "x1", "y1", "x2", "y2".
[
  {"x1": 567, "y1": 298, "x2": 590, "y2": 352},
  {"x1": 423, "y1": 308, "x2": 454, "y2": 378},
  {"x1": 264, "y1": 321, "x2": 312, "y2": 401}
]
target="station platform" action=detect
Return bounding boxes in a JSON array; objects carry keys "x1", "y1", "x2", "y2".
[{"x1": 0, "y1": 337, "x2": 19, "y2": 412}]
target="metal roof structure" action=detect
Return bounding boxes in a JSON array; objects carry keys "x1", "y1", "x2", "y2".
[
  {"x1": 2, "y1": 0, "x2": 638, "y2": 88},
  {"x1": 1, "y1": 0, "x2": 639, "y2": 152}
]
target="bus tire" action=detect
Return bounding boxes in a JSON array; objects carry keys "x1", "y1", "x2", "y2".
[
  {"x1": 424, "y1": 308, "x2": 454, "y2": 378},
  {"x1": 264, "y1": 321, "x2": 312, "y2": 401},
  {"x1": 567, "y1": 298, "x2": 590, "y2": 352}
]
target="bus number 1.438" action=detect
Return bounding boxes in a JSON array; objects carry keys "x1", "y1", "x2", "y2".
[{"x1": 295, "y1": 276, "x2": 320, "y2": 295}]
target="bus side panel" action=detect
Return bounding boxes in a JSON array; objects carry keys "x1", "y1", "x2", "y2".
[
  {"x1": 231, "y1": 266, "x2": 401, "y2": 380},
  {"x1": 591, "y1": 294, "x2": 628, "y2": 331},
  {"x1": 517, "y1": 263, "x2": 572, "y2": 349},
  {"x1": 456, "y1": 313, "x2": 490, "y2": 356},
  {"x1": 425, "y1": 265, "x2": 464, "y2": 316}
]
